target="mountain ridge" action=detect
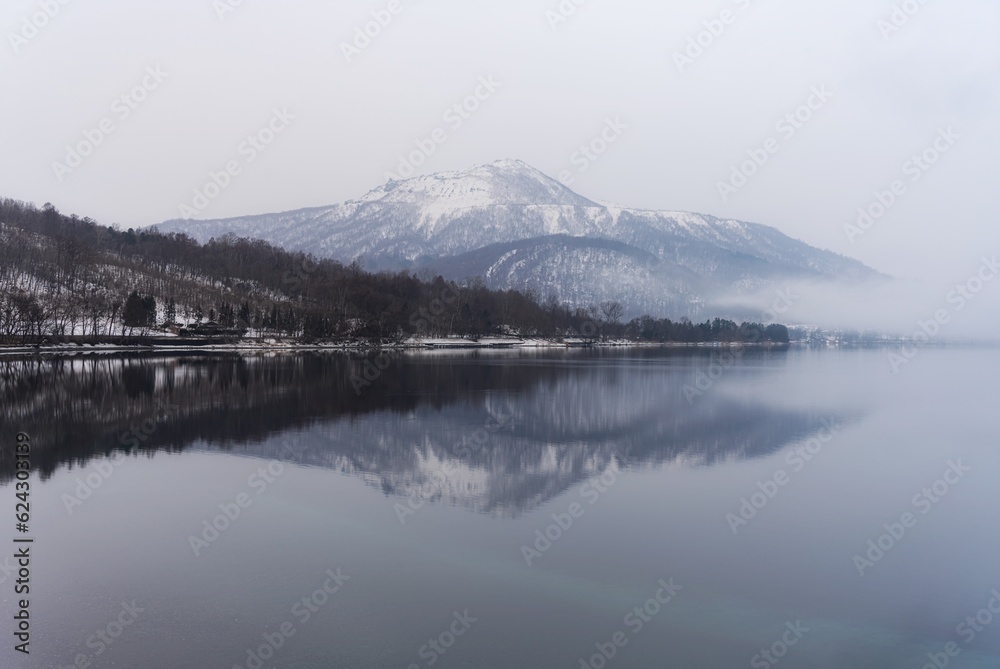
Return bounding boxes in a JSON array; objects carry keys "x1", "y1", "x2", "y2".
[{"x1": 156, "y1": 160, "x2": 882, "y2": 317}]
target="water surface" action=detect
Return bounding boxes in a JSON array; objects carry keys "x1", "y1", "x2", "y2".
[{"x1": 1, "y1": 347, "x2": 997, "y2": 668}]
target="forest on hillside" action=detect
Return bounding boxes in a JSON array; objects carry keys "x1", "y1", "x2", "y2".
[{"x1": 0, "y1": 198, "x2": 789, "y2": 346}]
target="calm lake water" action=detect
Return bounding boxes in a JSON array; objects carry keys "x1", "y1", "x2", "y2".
[{"x1": 1, "y1": 347, "x2": 998, "y2": 669}]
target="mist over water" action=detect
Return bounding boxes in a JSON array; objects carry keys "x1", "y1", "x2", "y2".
[{"x1": 723, "y1": 268, "x2": 1000, "y2": 340}]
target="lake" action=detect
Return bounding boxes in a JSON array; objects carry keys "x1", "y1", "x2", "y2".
[{"x1": 1, "y1": 347, "x2": 998, "y2": 669}]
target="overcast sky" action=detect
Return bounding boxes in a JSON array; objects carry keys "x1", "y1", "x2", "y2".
[{"x1": 3, "y1": 0, "x2": 998, "y2": 297}]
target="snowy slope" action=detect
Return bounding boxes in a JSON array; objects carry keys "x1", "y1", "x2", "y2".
[{"x1": 156, "y1": 159, "x2": 881, "y2": 317}]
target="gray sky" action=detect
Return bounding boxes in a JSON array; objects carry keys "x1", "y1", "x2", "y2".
[{"x1": 3, "y1": 0, "x2": 998, "y2": 310}]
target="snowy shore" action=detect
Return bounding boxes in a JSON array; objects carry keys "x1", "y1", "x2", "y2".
[{"x1": 0, "y1": 335, "x2": 763, "y2": 356}]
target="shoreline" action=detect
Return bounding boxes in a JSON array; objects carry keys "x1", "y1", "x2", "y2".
[
  {"x1": 1, "y1": 338, "x2": 993, "y2": 357},
  {"x1": 0, "y1": 336, "x2": 790, "y2": 356}
]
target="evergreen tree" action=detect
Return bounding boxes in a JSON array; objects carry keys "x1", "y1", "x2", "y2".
[
  {"x1": 123, "y1": 291, "x2": 149, "y2": 330},
  {"x1": 239, "y1": 301, "x2": 251, "y2": 327},
  {"x1": 142, "y1": 295, "x2": 156, "y2": 326}
]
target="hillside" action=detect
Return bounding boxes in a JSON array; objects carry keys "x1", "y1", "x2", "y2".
[{"x1": 0, "y1": 198, "x2": 789, "y2": 346}]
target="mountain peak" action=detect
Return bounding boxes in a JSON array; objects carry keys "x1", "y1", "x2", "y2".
[
  {"x1": 359, "y1": 160, "x2": 597, "y2": 209},
  {"x1": 483, "y1": 158, "x2": 534, "y2": 171}
]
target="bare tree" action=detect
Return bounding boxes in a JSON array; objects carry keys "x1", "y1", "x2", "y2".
[{"x1": 600, "y1": 300, "x2": 624, "y2": 325}]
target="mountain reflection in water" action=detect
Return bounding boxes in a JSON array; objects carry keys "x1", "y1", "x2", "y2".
[{"x1": 0, "y1": 348, "x2": 849, "y2": 517}]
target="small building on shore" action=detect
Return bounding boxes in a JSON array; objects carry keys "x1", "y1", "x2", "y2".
[{"x1": 562, "y1": 335, "x2": 596, "y2": 347}]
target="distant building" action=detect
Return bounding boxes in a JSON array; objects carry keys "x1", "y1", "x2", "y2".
[{"x1": 562, "y1": 335, "x2": 596, "y2": 347}]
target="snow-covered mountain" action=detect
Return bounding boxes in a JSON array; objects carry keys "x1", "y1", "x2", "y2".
[{"x1": 156, "y1": 159, "x2": 881, "y2": 317}]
